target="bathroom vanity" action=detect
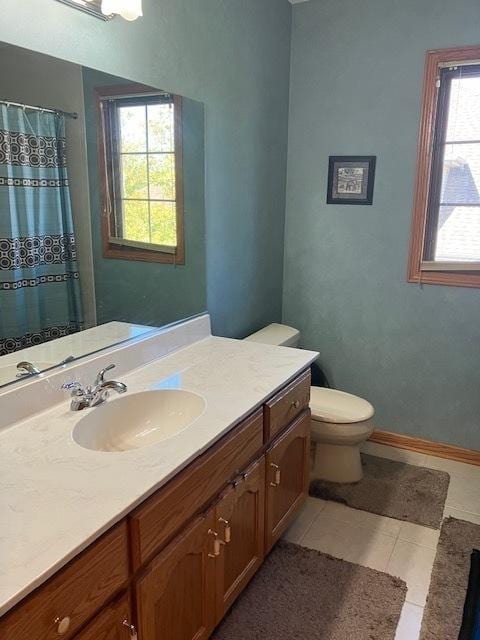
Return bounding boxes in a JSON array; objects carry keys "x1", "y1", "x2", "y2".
[{"x1": 0, "y1": 316, "x2": 316, "y2": 640}]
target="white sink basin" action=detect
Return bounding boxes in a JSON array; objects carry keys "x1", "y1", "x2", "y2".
[{"x1": 72, "y1": 389, "x2": 207, "y2": 452}]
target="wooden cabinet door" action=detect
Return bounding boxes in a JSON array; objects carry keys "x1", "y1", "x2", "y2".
[
  {"x1": 135, "y1": 508, "x2": 217, "y2": 640},
  {"x1": 75, "y1": 592, "x2": 133, "y2": 640},
  {"x1": 215, "y1": 458, "x2": 265, "y2": 621},
  {"x1": 0, "y1": 522, "x2": 129, "y2": 640},
  {"x1": 265, "y1": 410, "x2": 311, "y2": 552}
]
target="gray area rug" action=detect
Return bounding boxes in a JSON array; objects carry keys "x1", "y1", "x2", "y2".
[
  {"x1": 212, "y1": 540, "x2": 406, "y2": 640},
  {"x1": 310, "y1": 454, "x2": 450, "y2": 528},
  {"x1": 421, "y1": 517, "x2": 480, "y2": 640}
]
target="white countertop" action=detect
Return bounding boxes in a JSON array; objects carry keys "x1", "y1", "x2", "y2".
[{"x1": 0, "y1": 335, "x2": 317, "y2": 616}]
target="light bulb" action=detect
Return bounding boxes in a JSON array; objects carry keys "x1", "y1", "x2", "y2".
[{"x1": 101, "y1": 0, "x2": 143, "y2": 20}]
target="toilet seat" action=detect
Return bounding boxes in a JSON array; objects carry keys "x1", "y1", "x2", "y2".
[{"x1": 309, "y1": 387, "x2": 374, "y2": 424}]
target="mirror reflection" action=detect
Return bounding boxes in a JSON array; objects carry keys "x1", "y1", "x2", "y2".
[{"x1": 0, "y1": 43, "x2": 206, "y2": 387}]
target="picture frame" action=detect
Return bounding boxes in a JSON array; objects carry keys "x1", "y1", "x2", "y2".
[{"x1": 326, "y1": 155, "x2": 376, "y2": 205}]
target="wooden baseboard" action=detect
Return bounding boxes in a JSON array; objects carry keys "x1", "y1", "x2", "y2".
[{"x1": 369, "y1": 429, "x2": 480, "y2": 467}]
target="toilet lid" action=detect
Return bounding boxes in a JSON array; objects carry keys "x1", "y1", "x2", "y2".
[{"x1": 310, "y1": 387, "x2": 374, "y2": 424}]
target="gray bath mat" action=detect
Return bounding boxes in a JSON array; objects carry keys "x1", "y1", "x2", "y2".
[
  {"x1": 310, "y1": 454, "x2": 450, "y2": 529},
  {"x1": 212, "y1": 541, "x2": 406, "y2": 640},
  {"x1": 421, "y1": 517, "x2": 480, "y2": 640}
]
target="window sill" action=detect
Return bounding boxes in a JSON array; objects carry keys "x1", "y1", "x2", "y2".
[
  {"x1": 109, "y1": 236, "x2": 177, "y2": 255},
  {"x1": 407, "y1": 265, "x2": 480, "y2": 288},
  {"x1": 103, "y1": 242, "x2": 185, "y2": 265}
]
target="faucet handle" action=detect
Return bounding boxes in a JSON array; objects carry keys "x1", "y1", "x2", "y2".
[
  {"x1": 94, "y1": 364, "x2": 116, "y2": 386},
  {"x1": 61, "y1": 381, "x2": 84, "y2": 397}
]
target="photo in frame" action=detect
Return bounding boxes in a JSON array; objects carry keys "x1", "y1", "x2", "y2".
[{"x1": 327, "y1": 155, "x2": 376, "y2": 205}]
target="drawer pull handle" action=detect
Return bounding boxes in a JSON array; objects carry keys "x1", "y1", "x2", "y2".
[
  {"x1": 208, "y1": 528, "x2": 221, "y2": 557},
  {"x1": 270, "y1": 463, "x2": 281, "y2": 487},
  {"x1": 54, "y1": 616, "x2": 71, "y2": 635},
  {"x1": 123, "y1": 620, "x2": 138, "y2": 640},
  {"x1": 219, "y1": 517, "x2": 231, "y2": 543},
  {"x1": 292, "y1": 400, "x2": 300, "y2": 409}
]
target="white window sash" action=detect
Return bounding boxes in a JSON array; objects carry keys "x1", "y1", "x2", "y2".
[{"x1": 421, "y1": 260, "x2": 480, "y2": 272}]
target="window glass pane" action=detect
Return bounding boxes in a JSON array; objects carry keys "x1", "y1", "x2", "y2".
[
  {"x1": 119, "y1": 105, "x2": 147, "y2": 152},
  {"x1": 434, "y1": 206, "x2": 480, "y2": 262},
  {"x1": 149, "y1": 154, "x2": 175, "y2": 200},
  {"x1": 445, "y1": 75, "x2": 480, "y2": 142},
  {"x1": 123, "y1": 201, "x2": 150, "y2": 243},
  {"x1": 147, "y1": 103, "x2": 175, "y2": 152},
  {"x1": 121, "y1": 154, "x2": 148, "y2": 199},
  {"x1": 150, "y1": 202, "x2": 177, "y2": 246},
  {"x1": 440, "y1": 143, "x2": 480, "y2": 204}
]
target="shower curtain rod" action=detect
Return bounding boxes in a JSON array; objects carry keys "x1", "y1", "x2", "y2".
[{"x1": 0, "y1": 99, "x2": 78, "y2": 119}]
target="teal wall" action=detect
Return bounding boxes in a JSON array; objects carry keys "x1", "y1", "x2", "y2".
[
  {"x1": 0, "y1": 0, "x2": 291, "y2": 336},
  {"x1": 283, "y1": 0, "x2": 480, "y2": 449},
  {"x1": 82, "y1": 68, "x2": 206, "y2": 327}
]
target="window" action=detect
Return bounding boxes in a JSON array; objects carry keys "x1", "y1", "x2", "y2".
[
  {"x1": 96, "y1": 84, "x2": 184, "y2": 264},
  {"x1": 408, "y1": 46, "x2": 480, "y2": 287}
]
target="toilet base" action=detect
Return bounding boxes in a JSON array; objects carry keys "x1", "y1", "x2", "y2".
[{"x1": 312, "y1": 442, "x2": 364, "y2": 484}]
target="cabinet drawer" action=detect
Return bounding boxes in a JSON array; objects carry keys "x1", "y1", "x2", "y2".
[
  {"x1": 130, "y1": 409, "x2": 264, "y2": 569},
  {"x1": 264, "y1": 369, "x2": 311, "y2": 441},
  {"x1": 0, "y1": 522, "x2": 129, "y2": 640}
]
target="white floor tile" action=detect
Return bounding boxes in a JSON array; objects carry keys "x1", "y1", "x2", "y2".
[
  {"x1": 282, "y1": 496, "x2": 327, "y2": 544},
  {"x1": 387, "y1": 540, "x2": 437, "y2": 607},
  {"x1": 443, "y1": 505, "x2": 480, "y2": 525},
  {"x1": 361, "y1": 441, "x2": 427, "y2": 467},
  {"x1": 322, "y1": 500, "x2": 402, "y2": 537},
  {"x1": 445, "y1": 474, "x2": 480, "y2": 515},
  {"x1": 293, "y1": 443, "x2": 480, "y2": 634},
  {"x1": 395, "y1": 602, "x2": 424, "y2": 640},
  {"x1": 424, "y1": 455, "x2": 480, "y2": 480},
  {"x1": 301, "y1": 515, "x2": 397, "y2": 572},
  {"x1": 398, "y1": 521, "x2": 440, "y2": 549}
]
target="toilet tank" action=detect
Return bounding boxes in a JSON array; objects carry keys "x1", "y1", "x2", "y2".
[{"x1": 243, "y1": 323, "x2": 300, "y2": 348}]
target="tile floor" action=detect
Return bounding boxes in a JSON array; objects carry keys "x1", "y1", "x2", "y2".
[{"x1": 283, "y1": 441, "x2": 480, "y2": 640}]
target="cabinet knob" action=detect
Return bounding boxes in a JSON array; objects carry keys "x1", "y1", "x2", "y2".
[
  {"x1": 219, "y1": 517, "x2": 231, "y2": 543},
  {"x1": 270, "y1": 463, "x2": 281, "y2": 487},
  {"x1": 292, "y1": 399, "x2": 300, "y2": 409},
  {"x1": 54, "y1": 616, "x2": 71, "y2": 635},
  {"x1": 122, "y1": 620, "x2": 138, "y2": 639}
]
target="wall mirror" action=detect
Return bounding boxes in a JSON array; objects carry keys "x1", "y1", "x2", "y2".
[{"x1": 0, "y1": 42, "x2": 206, "y2": 388}]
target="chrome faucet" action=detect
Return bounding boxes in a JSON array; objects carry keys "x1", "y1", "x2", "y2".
[
  {"x1": 62, "y1": 364, "x2": 127, "y2": 411},
  {"x1": 16, "y1": 361, "x2": 41, "y2": 377},
  {"x1": 16, "y1": 356, "x2": 75, "y2": 378}
]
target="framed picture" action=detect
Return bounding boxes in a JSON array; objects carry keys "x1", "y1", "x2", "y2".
[{"x1": 327, "y1": 155, "x2": 376, "y2": 205}]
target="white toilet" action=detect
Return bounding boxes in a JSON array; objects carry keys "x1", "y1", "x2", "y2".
[{"x1": 245, "y1": 323, "x2": 375, "y2": 483}]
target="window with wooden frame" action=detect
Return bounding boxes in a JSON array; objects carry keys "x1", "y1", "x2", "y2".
[
  {"x1": 408, "y1": 45, "x2": 480, "y2": 287},
  {"x1": 96, "y1": 84, "x2": 184, "y2": 264}
]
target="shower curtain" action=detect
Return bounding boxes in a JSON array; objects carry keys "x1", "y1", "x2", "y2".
[{"x1": 0, "y1": 105, "x2": 83, "y2": 356}]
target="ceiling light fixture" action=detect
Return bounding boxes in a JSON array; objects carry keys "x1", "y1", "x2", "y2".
[
  {"x1": 101, "y1": 0, "x2": 142, "y2": 20},
  {"x1": 55, "y1": 0, "x2": 142, "y2": 21}
]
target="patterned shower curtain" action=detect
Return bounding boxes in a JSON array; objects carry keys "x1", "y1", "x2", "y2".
[{"x1": 0, "y1": 105, "x2": 83, "y2": 355}]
